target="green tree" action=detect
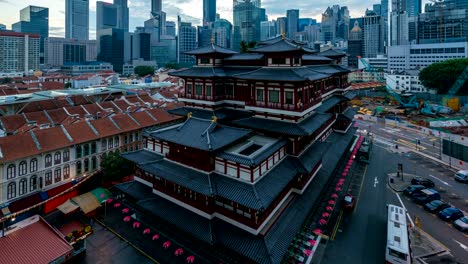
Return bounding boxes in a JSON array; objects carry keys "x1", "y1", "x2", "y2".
[
  {"x1": 239, "y1": 40, "x2": 249, "y2": 53},
  {"x1": 100, "y1": 151, "x2": 134, "y2": 182},
  {"x1": 134, "y1": 66, "x2": 155, "y2": 77},
  {"x1": 419, "y1": 58, "x2": 468, "y2": 95},
  {"x1": 248, "y1": 41, "x2": 257, "y2": 49},
  {"x1": 164, "y1": 62, "x2": 181, "y2": 70},
  {"x1": 0, "y1": 77, "x2": 12, "y2": 84},
  {"x1": 64, "y1": 82, "x2": 72, "y2": 88}
]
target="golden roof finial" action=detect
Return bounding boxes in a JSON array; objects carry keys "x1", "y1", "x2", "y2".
[
  {"x1": 212, "y1": 116, "x2": 218, "y2": 123},
  {"x1": 281, "y1": 31, "x2": 286, "y2": 39},
  {"x1": 187, "y1": 112, "x2": 193, "y2": 118},
  {"x1": 211, "y1": 37, "x2": 215, "y2": 44}
]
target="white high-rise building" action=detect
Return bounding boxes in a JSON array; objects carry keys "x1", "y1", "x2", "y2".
[
  {"x1": 65, "y1": 0, "x2": 89, "y2": 40},
  {"x1": 0, "y1": 31, "x2": 40, "y2": 74}
]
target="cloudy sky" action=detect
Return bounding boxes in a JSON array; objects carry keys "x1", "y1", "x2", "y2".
[{"x1": 0, "y1": 0, "x2": 428, "y2": 39}]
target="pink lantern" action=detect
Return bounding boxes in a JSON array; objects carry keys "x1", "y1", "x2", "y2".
[
  {"x1": 322, "y1": 212, "x2": 330, "y2": 218},
  {"x1": 152, "y1": 234, "x2": 160, "y2": 240},
  {"x1": 133, "y1": 221, "x2": 140, "y2": 229},
  {"x1": 342, "y1": 172, "x2": 347, "y2": 177},
  {"x1": 163, "y1": 240, "x2": 171, "y2": 249},
  {"x1": 175, "y1": 248, "x2": 184, "y2": 256},
  {"x1": 122, "y1": 208, "x2": 130, "y2": 214},
  {"x1": 328, "y1": 200, "x2": 335, "y2": 205},
  {"x1": 331, "y1": 193, "x2": 338, "y2": 198},
  {"x1": 309, "y1": 239, "x2": 316, "y2": 246},
  {"x1": 303, "y1": 249, "x2": 313, "y2": 256},
  {"x1": 335, "y1": 187, "x2": 342, "y2": 191},
  {"x1": 326, "y1": 206, "x2": 333, "y2": 212},
  {"x1": 312, "y1": 228, "x2": 322, "y2": 235},
  {"x1": 318, "y1": 219, "x2": 327, "y2": 225},
  {"x1": 186, "y1": 255, "x2": 195, "y2": 263},
  {"x1": 123, "y1": 216, "x2": 131, "y2": 222},
  {"x1": 114, "y1": 203, "x2": 121, "y2": 208},
  {"x1": 337, "y1": 182, "x2": 344, "y2": 187},
  {"x1": 143, "y1": 228, "x2": 151, "y2": 235},
  {"x1": 106, "y1": 198, "x2": 113, "y2": 204}
]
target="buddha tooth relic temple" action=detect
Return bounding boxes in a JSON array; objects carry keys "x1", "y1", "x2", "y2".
[{"x1": 119, "y1": 37, "x2": 358, "y2": 263}]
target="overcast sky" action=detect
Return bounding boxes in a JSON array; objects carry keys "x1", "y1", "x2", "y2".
[{"x1": 0, "y1": 0, "x2": 429, "y2": 39}]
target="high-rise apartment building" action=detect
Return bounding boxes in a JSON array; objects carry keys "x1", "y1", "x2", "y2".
[
  {"x1": 0, "y1": 24, "x2": 6, "y2": 31},
  {"x1": 380, "y1": 0, "x2": 389, "y2": 50},
  {"x1": 44, "y1": 37, "x2": 97, "y2": 66},
  {"x1": 203, "y1": 0, "x2": 216, "y2": 26},
  {"x1": 152, "y1": 0, "x2": 162, "y2": 16},
  {"x1": 286, "y1": 9, "x2": 299, "y2": 39},
  {"x1": 12, "y1": 6, "x2": 49, "y2": 64},
  {"x1": 260, "y1": 21, "x2": 277, "y2": 41},
  {"x1": 298, "y1": 18, "x2": 317, "y2": 32},
  {"x1": 363, "y1": 10, "x2": 384, "y2": 58},
  {"x1": 213, "y1": 19, "x2": 232, "y2": 48},
  {"x1": 65, "y1": 0, "x2": 89, "y2": 40},
  {"x1": 0, "y1": 31, "x2": 40, "y2": 74},
  {"x1": 390, "y1": 0, "x2": 421, "y2": 45},
  {"x1": 177, "y1": 17, "x2": 197, "y2": 66},
  {"x1": 232, "y1": 0, "x2": 265, "y2": 51},
  {"x1": 166, "y1": 21, "x2": 176, "y2": 37}
]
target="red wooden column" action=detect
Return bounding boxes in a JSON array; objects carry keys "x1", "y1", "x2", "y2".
[
  {"x1": 280, "y1": 84, "x2": 284, "y2": 109},
  {"x1": 293, "y1": 86, "x2": 298, "y2": 111}
]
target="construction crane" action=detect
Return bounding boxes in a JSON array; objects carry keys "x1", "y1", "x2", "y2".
[
  {"x1": 447, "y1": 65, "x2": 468, "y2": 95},
  {"x1": 359, "y1": 58, "x2": 419, "y2": 109}
]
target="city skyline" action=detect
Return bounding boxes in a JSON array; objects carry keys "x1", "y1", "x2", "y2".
[{"x1": 0, "y1": 0, "x2": 431, "y2": 39}]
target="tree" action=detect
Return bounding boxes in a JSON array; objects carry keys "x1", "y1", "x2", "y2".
[
  {"x1": 0, "y1": 77, "x2": 12, "y2": 84},
  {"x1": 100, "y1": 151, "x2": 134, "y2": 182},
  {"x1": 239, "y1": 40, "x2": 249, "y2": 53},
  {"x1": 64, "y1": 82, "x2": 72, "y2": 88},
  {"x1": 164, "y1": 62, "x2": 181, "y2": 70},
  {"x1": 419, "y1": 58, "x2": 468, "y2": 95},
  {"x1": 248, "y1": 41, "x2": 257, "y2": 49},
  {"x1": 134, "y1": 66, "x2": 155, "y2": 77}
]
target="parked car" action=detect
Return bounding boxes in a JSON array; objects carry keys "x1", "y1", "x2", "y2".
[
  {"x1": 438, "y1": 208, "x2": 464, "y2": 222},
  {"x1": 342, "y1": 194, "x2": 355, "y2": 212},
  {"x1": 454, "y1": 170, "x2": 468, "y2": 183},
  {"x1": 453, "y1": 217, "x2": 468, "y2": 232},
  {"x1": 411, "y1": 189, "x2": 441, "y2": 205},
  {"x1": 423, "y1": 200, "x2": 450, "y2": 213},
  {"x1": 411, "y1": 177, "x2": 435, "y2": 188},
  {"x1": 403, "y1": 185, "x2": 425, "y2": 197}
]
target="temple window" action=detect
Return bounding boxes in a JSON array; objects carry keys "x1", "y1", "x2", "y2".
[
  {"x1": 294, "y1": 57, "x2": 300, "y2": 65},
  {"x1": 187, "y1": 83, "x2": 192, "y2": 94},
  {"x1": 226, "y1": 85, "x2": 234, "y2": 96},
  {"x1": 195, "y1": 84, "x2": 203, "y2": 95},
  {"x1": 206, "y1": 84, "x2": 212, "y2": 96},
  {"x1": 271, "y1": 58, "x2": 286, "y2": 65},
  {"x1": 200, "y1": 57, "x2": 210, "y2": 64},
  {"x1": 285, "y1": 91, "x2": 293, "y2": 104},
  {"x1": 256, "y1": 89, "x2": 264, "y2": 102},
  {"x1": 269, "y1": 90, "x2": 280, "y2": 103}
]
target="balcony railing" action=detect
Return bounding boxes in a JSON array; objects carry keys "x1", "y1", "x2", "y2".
[
  {"x1": 246, "y1": 98, "x2": 321, "y2": 112},
  {"x1": 179, "y1": 93, "x2": 237, "y2": 101}
]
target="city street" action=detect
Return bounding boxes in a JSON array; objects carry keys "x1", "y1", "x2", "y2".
[{"x1": 321, "y1": 121, "x2": 468, "y2": 264}]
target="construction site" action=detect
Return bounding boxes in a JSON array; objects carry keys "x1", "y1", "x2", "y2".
[{"x1": 350, "y1": 58, "x2": 468, "y2": 136}]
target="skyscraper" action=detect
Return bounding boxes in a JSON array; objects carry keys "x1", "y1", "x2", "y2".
[
  {"x1": 152, "y1": 0, "x2": 162, "y2": 16},
  {"x1": 286, "y1": 9, "x2": 299, "y2": 39},
  {"x1": 115, "y1": 0, "x2": 129, "y2": 32},
  {"x1": 0, "y1": 24, "x2": 6, "y2": 31},
  {"x1": 97, "y1": 28, "x2": 125, "y2": 72},
  {"x1": 166, "y1": 21, "x2": 176, "y2": 37},
  {"x1": 12, "y1": 6, "x2": 49, "y2": 63},
  {"x1": 65, "y1": 0, "x2": 89, "y2": 40},
  {"x1": 0, "y1": 31, "x2": 40, "y2": 74},
  {"x1": 276, "y1": 17, "x2": 287, "y2": 36},
  {"x1": 232, "y1": 0, "x2": 265, "y2": 51},
  {"x1": 381, "y1": 0, "x2": 389, "y2": 49},
  {"x1": 203, "y1": 0, "x2": 216, "y2": 26},
  {"x1": 298, "y1": 18, "x2": 317, "y2": 32},
  {"x1": 390, "y1": 0, "x2": 421, "y2": 45},
  {"x1": 177, "y1": 17, "x2": 197, "y2": 66},
  {"x1": 260, "y1": 21, "x2": 277, "y2": 41},
  {"x1": 348, "y1": 21, "x2": 363, "y2": 67},
  {"x1": 213, "y1": 18, "x2": 232, "y2": 48},
  {"x1": 363, "y1": 9, "x2": 383, "y2": 58},
  {"x1": 96, "y1": 2, "x2": 118, "y2": 31}
]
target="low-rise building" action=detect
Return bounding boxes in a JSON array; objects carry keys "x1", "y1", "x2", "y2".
[
  {"x1": 385, "y1": 70, "x2": 428, "y2": 93},
  {"x1": 60, "y1": 63, "x2": 113, "y2": 76},
  {"x1": 72, "y1": 74, "x2": 102, "y2": 89}
]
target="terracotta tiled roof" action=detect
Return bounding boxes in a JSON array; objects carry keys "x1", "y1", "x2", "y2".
[
  {"x1": 37, "y1": 100, "x2": 61, "y2": 111},
  {"x1": 146, "y1": 108, "x2": 184, "y2": 123},
  {"x1": 33, "y1": 127, "x2": 73, "y2": 153},
  {"x1": 68, "y1": 95, "x2": 90, "y2": 106},
  {"x1": 40, "y1": 82, "x2": 65, "y2": 90},
  {"x1": 0, "y1": 217, "x2": 73, "y2": 264},
  {"x1": 111, "y1": 114, "x2": 141, "y2": 132},
  {"x1": 82, "y1": 103, "x2": 102, "y2": 115},
  {"x1": 0, "y1": 114, "x2": 27, "y2": 134},
  {"x1": 112, "y1": 100, "x2": 131, "y2": 111},
  {"x1": 163, "y1": 101, "x2": 185, "y2": 110},
  {"x1": 63, "y1": 121, "x2": 99, "y2": 145},
  {"x1": 89, "y1": 118, "x2": 121, "y2": 137},
  {"x1": 0, "y1": 133, "x2": 39, "y2": 162},
  {"x1": 129, "y1": 111, "x2": 157, "y2": 127},
  {"x1": 125, "y1": 95, "x2": 142, "y2": 104},
  {"x1": 46, "y1": 108, "x2": 69, "y2": 125},
  {"x1": 24, "y1": 111, "x2": 51, "y2": 125},
  {"x1": 65, "y1": 105, "x2": 87, "y2": 116}
]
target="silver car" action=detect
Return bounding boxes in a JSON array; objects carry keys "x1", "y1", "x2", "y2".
[{"x1": 453, "y1": 216, "x2": 468, "y2": 232}]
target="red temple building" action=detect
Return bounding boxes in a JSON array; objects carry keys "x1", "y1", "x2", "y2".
[{"x1": 119, "y1": 37, "x2": 357, "y2": 263}]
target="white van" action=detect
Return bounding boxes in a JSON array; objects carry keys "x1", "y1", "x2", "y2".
[{"x1": 455, "y1": 170, "x2": 468, "y2": 183}]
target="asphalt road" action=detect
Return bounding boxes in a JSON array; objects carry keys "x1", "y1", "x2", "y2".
[{"x1": 321, "y1": 122, "x2": 468, "y2": 264}]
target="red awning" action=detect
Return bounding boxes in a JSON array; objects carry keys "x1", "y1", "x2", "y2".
[
  {"x1": 44, "y1": 190, "x2": 78, "y2": 214},
  {"x1": 47, "y1": 182, "x2": 73, "y2": 198},
  {"x1": 8, "y1": 193, "x2": 43, "y2": 213}
]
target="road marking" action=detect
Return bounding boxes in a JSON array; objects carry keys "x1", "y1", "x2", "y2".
[
  {"x1": 395, "y1": 193, "x2": 415, "y2": 228},
  {"x1": 331, "y1": 211, "x2": 343, "y2": 241},
  {"x1": 430, "y1": 138, "x2": 437, "y2": 142},
  {"x1": 354, "y1": 165, "x2": 369, "y2": 210},
  {"x1": 428, "y1": 175, "x2": 452, "y2": 187},
  {"x1": 396, "y1": 139, "x2": 427, "y2": 151},
  {"x1": 374, "y1": 177, "x2": 379, "y2": 188},
  {"x1": 453, "y1": 240, "x2": 468, "y2": 252}
]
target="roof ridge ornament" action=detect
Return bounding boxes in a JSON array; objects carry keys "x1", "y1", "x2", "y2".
[
  {"x1": 187, "y1": 112, "x2": 193, "y2": 118},
  {"x1": 212, "y1": 115, "x2": 218, "y2": 123}
]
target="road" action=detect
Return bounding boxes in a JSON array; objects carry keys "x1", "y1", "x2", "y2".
[{"x1": 321, "y1": 121, "x2": 468, "y2": 264}]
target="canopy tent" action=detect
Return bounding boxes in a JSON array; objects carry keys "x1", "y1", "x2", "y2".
[
  {"x1": 71, "y1": 193, "x2": 101, "y2": 214},
  {"x1": 90, "y1": 188, "x2": 113, "y2": 204},
  {"x1": 56, "y1": 199, "x2": 79, "y2": 214}
]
